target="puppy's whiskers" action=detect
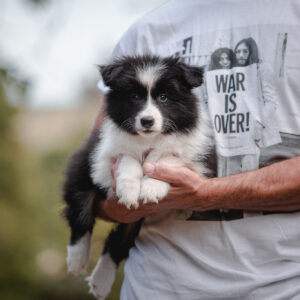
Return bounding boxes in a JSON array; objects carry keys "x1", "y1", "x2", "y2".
[
  {"x1": 120, "y1": 118, "x2": 134, "y2": 131},
  {"x1": 163, "y1": 118, "x2": 178, "y2": 132}
]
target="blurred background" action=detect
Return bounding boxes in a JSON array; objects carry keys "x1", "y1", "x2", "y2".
[{"x1": 0, "y1": 0, "x2": 169, "y2": 299}]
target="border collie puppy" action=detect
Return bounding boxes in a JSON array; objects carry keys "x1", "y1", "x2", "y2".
[{"x1": 63, "y1": 55, "x2": 214, "y2": 299}]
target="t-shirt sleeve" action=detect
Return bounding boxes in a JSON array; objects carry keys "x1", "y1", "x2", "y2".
[{"x1": 110, "y1": 18, "x2": 157, "y2": 60}]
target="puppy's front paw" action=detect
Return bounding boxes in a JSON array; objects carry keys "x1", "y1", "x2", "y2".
[
  {"x1": 140, "y1": 178, "x2": 170, "y2": 204},
  {"x1": 116, "y1": 178, "x2": 140, "y2": 209},
  {"x1": 67, "y1": 232, "x2": 91, "y2": 276}
]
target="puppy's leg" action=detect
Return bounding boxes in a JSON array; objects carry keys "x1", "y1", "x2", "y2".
[
  {"x1": 87, "y1": 253, "x2": 116, "y2": 300},
  {"x1": 64, "y1": 190, "x2": 97, "y2": 275},
  {"x1": 140, "y1": 155, "x2": 184, "y2": 204},
  {"x1": 87, "y1": 221, "x2": 143, "y2": 299},
  {"x1": 116, "y1": 155, "x2": 143, "y2": 209},
  {"x1": 67, "y1": 230, "x2": 91, "y2": 276},
  {"x1": 63, "y1": 132, "x2": 106, "y2": 275}
]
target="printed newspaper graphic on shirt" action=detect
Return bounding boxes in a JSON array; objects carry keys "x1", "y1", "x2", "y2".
[
  {"x1": 205, "y1": 37, "x2": 282, "y2": 157},
  {"x1": 206, "y1": 65, "x2": 263, "y2": 156}
]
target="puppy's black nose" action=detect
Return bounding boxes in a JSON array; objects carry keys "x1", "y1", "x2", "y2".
[{"x1": 141, "y1": 116, "x2": 154, "y2": 128}]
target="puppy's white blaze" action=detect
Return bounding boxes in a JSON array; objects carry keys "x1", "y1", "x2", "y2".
[
  {"x1": 135, "y1": 63, "x2": 165, "y2": 136},
  {"x1": 135, "y1": 97, "x2": 163, "y2": 134},
  {"x1": 137, "y1": 63, "x2": 165, "y2": 89}
]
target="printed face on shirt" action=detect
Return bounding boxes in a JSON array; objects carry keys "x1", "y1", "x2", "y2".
[
  {"x1": 219, "y1": 52, "x2": 231, "y2": 68},
  {"x1": 235, "y1": 42, "x2": 250, "y2": 66}
]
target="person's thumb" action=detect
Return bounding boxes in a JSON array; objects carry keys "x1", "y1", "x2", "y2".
[{"x1": 143, "y1": 162, "x2": 184, "y2": 184}]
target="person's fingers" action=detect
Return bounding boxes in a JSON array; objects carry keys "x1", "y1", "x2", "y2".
[
  {"x1": 92, "y1": 108, "x2": 104, "y2": 130},
  {"x1": 110, "y1": 157, "x2": 117, "y2": 164},
  {"x1": 111, "y1": 163, "x2": 118, "y2": 177},
  {"x1": 110, "y1": 157, "x2": 117, "y2": 176},
  {"x1": 166, "y1": 186, "x2": 184, "y2": 197},
  {"x1": 111, "y1": 154, "x2": 123, "y2": 177},
  {"x1": 115, "y1": 154, "x2": 123, "y2": 165},
  {"x1": 112, "y1": 179, "x2": 116, "y2": 192},
  {"x1": 101, "y1": 196, "x2": 160, "y2": 223},
  {"x1": 143, "y1": 162, "x2": 189, "y2": 185}
]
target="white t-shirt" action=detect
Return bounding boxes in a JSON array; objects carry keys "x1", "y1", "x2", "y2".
[{"x1": 110, "y1": 0, "x2": 300, "y2": 298}]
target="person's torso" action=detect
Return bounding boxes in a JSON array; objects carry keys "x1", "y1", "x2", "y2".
[{"x1": 114, "y1": 1, "x2": 300, "y2": 298}]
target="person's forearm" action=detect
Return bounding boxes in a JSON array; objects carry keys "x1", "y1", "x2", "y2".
[
  {"x1": 189, "y1": 156, "x2": 300, "y2": 212},
  {"x1": 92, "y1": 105, "x2": 105, "y2": 131}
]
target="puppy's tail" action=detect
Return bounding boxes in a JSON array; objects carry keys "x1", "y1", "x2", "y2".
[{"x1": 87, "y1": 221, "x2": 143, "y2": 299}]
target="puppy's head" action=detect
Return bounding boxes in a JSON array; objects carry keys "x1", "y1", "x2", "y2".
[{"x1": 99, "y1": 55, "x2": 203, "y2": 137}]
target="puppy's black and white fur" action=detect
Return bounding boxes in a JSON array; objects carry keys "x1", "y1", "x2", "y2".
[{"x1": 63, "y1": 55, "x2": 214, "y2": 299}]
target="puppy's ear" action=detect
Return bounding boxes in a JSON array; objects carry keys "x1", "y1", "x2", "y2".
[
  {"x1": 179, "y1": 63, "x2": 204, "y2": 88},
  {"x1": 97, "y1": 62, "x2": 123, "y2": 88}
]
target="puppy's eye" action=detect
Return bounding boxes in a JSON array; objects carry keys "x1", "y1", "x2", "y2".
[
  {"x1": 158, "y1": 94, "x2": 168, "y2": 102},
  {"x1": 130, "y1": 94, "x2": 139, "y2": 101}
]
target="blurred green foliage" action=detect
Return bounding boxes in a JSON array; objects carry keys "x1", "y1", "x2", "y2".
[{"x1": 0, "y1": 68, "x2": 123, "y2": 299}]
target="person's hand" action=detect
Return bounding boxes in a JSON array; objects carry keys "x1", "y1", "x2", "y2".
[
  {"x1": 92, "y1": 107, "x2": 105, "y2": 130},
  {"x1": 143, "y1": 163, "x2": 203, "y2": 200},
  {"x1": 142, "y1": 162, "x2": 219, "y2": 211},
  {"x1": 142, "y1": 158, "x2": 300, "y2": 213},
  {"x1": 98, "y1": 156, "x2": 163, "y2": 223},
  {"x1": 98, "y1": 196, "x2": 161, "y2": 223},
  {"x1": 98, "y1": 159, "x2": 219, "y2": 223}
]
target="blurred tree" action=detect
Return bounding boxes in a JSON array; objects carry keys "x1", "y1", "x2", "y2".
[
  {"x1": 0, "y1": 66, "x2": 35, "y2": 299},
  {"x1": 0, "y1": 65, "x2": 92, "y2": 299},
  {"x1": 0, "y1": 65, "x2": 122, "y2": 299},
  {"x1": 1, "y1": 2, "x2": 122, "y2": 298},
  {"x1": 0, "y1": 68, "x2": 19, "y2": 202}
]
